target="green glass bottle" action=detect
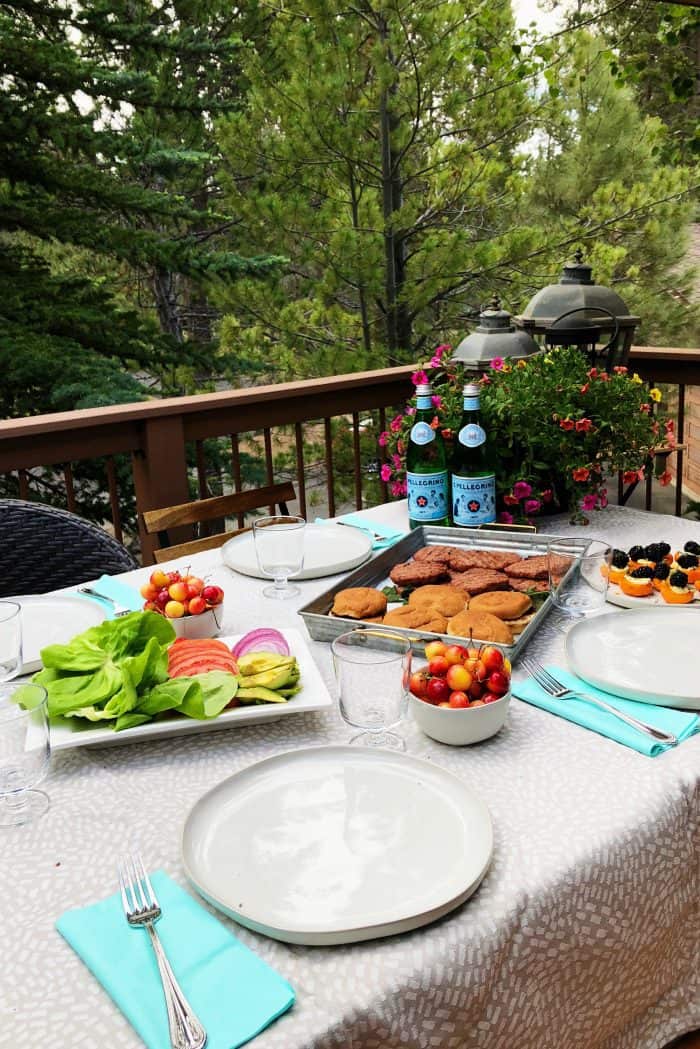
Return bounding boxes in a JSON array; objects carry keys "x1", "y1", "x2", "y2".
[
  {"x1": 451, "y1": 382, "x2": 497, "y2": 527},
  {"x1": 406, "y1": 382, "x2": 450, "y2": 529}
]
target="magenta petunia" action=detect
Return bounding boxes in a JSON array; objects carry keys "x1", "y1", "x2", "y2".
[
  {"x1": 411, "y1": 370, "x2": 428, "y2": 386},
  {"x1": 498, "y1": 511, "x2": 514, "y2": 524},
  {"x1": 512, "y1": 480, "x2": 532, "y2": 499},
  {"x1": 391, "y1": 453, "x2": 402, "y2": 468},
  {"x1": 405, "y1": 405, "x2": 416, "y2": 416},
  {"x1": 523, "y1": 498, "x2": 541, "y2": 515},
  {"x1": 380, "y1": 464, "x2": 392, "y2": 482},
  {"x1": 490, "y1": 357, "x2": 505, "y2": 371},
  {"x1": 378, "y1": 432, "x2": 389, "y2": 447},
  {"x1": 431, "y1": 395, "x2": 442, "y2": 408},
  {"x1": 581, "y1": 494, "x2": 597, "y2": 511},
  {"x1": 391, "y1": 480, "x2": 407, "y2": 497},
  {"x1": 390, "y1": 414, "x2": 403, "y2": 432}
]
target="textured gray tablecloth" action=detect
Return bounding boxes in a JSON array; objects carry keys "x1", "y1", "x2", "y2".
[{"x1": 3, "y1": 504, "x2": 699, "y2": 1049}]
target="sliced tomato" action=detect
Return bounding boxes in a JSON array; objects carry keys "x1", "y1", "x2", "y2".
[{"x1": 167, "y1": 638, "x2": 239, "y2": 678}]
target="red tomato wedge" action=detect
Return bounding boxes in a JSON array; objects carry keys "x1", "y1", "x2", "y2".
[{"x1": 167, "y1": 638, "x2": 239, "y2": 678}]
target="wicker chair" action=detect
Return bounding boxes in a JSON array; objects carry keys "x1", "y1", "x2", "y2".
[{"x1": 0, "y1": 499, "x2": 137, "y2": 597}]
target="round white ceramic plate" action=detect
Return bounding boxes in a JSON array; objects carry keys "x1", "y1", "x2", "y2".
[
  {"x1": 7, "y1": 594, "x2": 107, "y2": 674},
  {"x1": 606, "y1": 583, "x2": 700, "y2": 609},
  {"x1": 182, "y1": 745, "x2": 493, "y2": 945},
  {"x1": 221, "y1": 522, "x2": 372, "y2": 580},
  {"x1": 566, "y1": 607, "x2": 700, "y2": 709}
]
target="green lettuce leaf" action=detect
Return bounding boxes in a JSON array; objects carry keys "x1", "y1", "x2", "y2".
[{"x1": 177, "y1": 671, "x2": 239, "y2": 719}]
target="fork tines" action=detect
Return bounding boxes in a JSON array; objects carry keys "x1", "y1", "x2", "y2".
[
  {"x1": 520, "y1": 657, "x2": 560, "y2": 694},
  {"x1": 118, "y1": 852, "x2": 159, "y2": 917}
]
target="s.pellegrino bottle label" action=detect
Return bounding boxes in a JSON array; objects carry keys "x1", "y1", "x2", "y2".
[
  {"x1": 407, "y1": 470, "x2": 449, "y2": 522},
  {"x1": 452, "y1": 474, "x2": 496, "y2": 526},
  {"x1": 410, "y1": 421, "x2": 435, "y2": 446},
  {"x1": 459, "y1": 423, "x2": 486, "y2": 448}
]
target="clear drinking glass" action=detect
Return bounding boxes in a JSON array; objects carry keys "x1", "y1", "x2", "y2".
[
  {"x1": 0, "y1": 683, "x2": 50, "y2": 827},
  {"x1": 0, "y1": 602, "x2": 22, "y2": 682},
  {"x1": 331, "y1": 629, "x2": 412, "y2": 750},
  {"x1": 253, "y1": 515, "x2": 306, "y2": 599},
  {"x1": 548, "y1": 538, "x2": 612, "y2": 620}
]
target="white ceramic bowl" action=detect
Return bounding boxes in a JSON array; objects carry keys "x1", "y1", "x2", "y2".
[
  {"x1": 169, "y1": 604, "x2": 225, "y2": 640},
  {"x1": 409, "y1": 690, "x2": 510, "y2": 746}
]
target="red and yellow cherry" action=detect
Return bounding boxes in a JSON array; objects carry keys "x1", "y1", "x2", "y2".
[
  {"x1": 479, "y1": 645, "x2": 504, "y2": 673},
  {"x1": 486, "y1": 670, "x2": 510, "y2": 696},
  {"x1": 467, "y1": 680, "x2": 483, "y2": 702},
  {"x1": 184, "y1": 576, "x2": 205, "y2": 598},
  {"x1": 202, "y1": 584, "x2": 224, "y2": 606},
  {"x1": 188, "y1": 595, "x2": 208, "y2": 616},
  {"x1": 140, "y1": 582, "x2": 158, "y2": 601},
  {"x1": 445, "y1": 663, "x2": 472, "y2": 692},
  {"x1": 155, "y1": 588, "x2": 171, "y2": 609},
  {"x1": 168, "y1": 580, "x2": 188, "y2": 602},
  {"x1": 482, "y1": 691, "x2": 503, "y2": 704},
  {"x1": 426, "y1": 677, "x2": 451, "y2": 706},
  {"x1": 428, "y1": 655, "x2": 450, "y2": 677},
  {"x1": 444, "y1": 644, "x2": 469, "y2": 666},
  {"x1": 150, "y1": 569, "x2": 170, "y2": 589},
  {"x1": 424, "y1": 640, "x2": 447, "y2": 660},
  {"x1": 448, "y1": 691, "x2": 469, "y2": 709},
  {"x1": 164, "y1": 600, "x2": 185, "y2": 618},
  {"x1": 409, "y1": 670, "x2": 431, "y2": 699}
]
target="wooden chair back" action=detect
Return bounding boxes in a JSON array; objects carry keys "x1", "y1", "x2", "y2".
[{"x1": 142, "y1": 482, "x2": 296, "y2": 563}]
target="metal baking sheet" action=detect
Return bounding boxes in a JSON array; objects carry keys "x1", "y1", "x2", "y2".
[{"x1": 298, "y1": 526, "x2": 591, "y2": 661}]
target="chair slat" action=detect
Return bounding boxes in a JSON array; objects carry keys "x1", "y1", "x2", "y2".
[{"x1": 153, "y1": 528, "x2": 249, "y2": 563}]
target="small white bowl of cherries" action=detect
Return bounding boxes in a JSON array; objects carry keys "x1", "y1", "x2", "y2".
[{"x1": 140, "y1": 568, "x2": 225, "y2": 638}]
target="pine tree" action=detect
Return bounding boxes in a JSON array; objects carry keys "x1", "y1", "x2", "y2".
[{"x1": 0, "y1": 0, "x2": 282, "y2": 415}]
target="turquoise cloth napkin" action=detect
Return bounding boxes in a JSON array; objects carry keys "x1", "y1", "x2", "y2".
[
  {"x1": 315, "y1": 514, "x2": 405, "y2": 550},
  {"x1": 56, "y1": 871, "x2": 295, "y2": 1049},
  {"x1": 513, "y1": 666, "x2": 699, "y2": 757},
  {"x1": 75, "y1": 573, "x2": 143, "y2": 619}
]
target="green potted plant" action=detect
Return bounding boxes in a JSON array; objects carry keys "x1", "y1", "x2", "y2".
[{"x1": 379, "y1": 345, "x2": 675, "y2": 525}]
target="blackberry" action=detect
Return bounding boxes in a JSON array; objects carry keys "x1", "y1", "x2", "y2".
[
  {"x1": 677, "y1": 553, "x2": 699, "y2": 569},
  {"x1": 653, "y1": 562, "x2": 670, "y2": 581},
  {"x1": 669, "y1": 570, "x2": 688, "y2": 588},
  {"x1": 611, "y1": 549, "x2": 629, "y2": 569},
  {"x1": 629, "y1": 565, "x2": 653, "y2": 579},
  {"x1": 657, "y1": 542, "x2": 671, "y2": 558},
  {"x1": 644, "y1": 542, "x2": 666, "y2": 563},
  {"x1": 683, "y1": 540, "x2": 700, "y2": 556},
  {"x1": 628, "y1": 545, "x2": 646, "y2": 561}
]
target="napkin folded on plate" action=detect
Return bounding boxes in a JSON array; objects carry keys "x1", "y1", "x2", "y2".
[
  {"x1": 513, "y1": 666, "x2": 699, "y2": 757},
  {"x1": 75, "y1": 573, "x2": 143, "y2": 619},
  {"x1": 56, "y1": 871, "x2": 295, "y2": 1049},
  {"x1": 315, "y1": 513, "x2": 405, "y2": 550}
]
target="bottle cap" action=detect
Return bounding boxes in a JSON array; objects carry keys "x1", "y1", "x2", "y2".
[
  {"x1": 463, "y1": 383, "x2": 481, "y2": 396},
  {"x1": 415, "y1": 383, "x2": 433, "y2": 396}
]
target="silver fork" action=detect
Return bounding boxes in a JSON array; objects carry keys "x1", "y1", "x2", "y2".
[
  {"x1": 520, "y1": 658, "x2": 678, "y2": 746},
  {"x1": 118, "y1": 855, "x2": 207, "y2": 1049},
  {"x1": 336, "y1": 520, "x2": 387, "y2": 542},
  {"x1": 78, "y1": 587, "x2": 131, "y2": 616}
]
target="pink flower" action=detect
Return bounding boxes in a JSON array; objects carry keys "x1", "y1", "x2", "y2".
[
  {"x1": 390, "y1": 414, "x2": 403, "y2": 433},
  {"x1": 503, "y1": 494, "x2": 520, "y2": 506},
  {"x1": 541, "y1": 488, "x2": 553, "y2": 503},
  {"x1": 523, "y1": 498, "x2": 541, "y2": 515},
  {"x1": 380, "y1": 464, "x2": 393, "y2": 482},
  {"x1": 613, "y1": 365, "x2": 628, "y2": 374},
  {"x1": 490, "y1": 357, "x2": 505, "y2": 371},
  {"x1": 579, "y1": 383, "x2": 590, "y2": 395},
  {"x1": 639, "y1": 403, "x2": 651, "y2": 414},
  {"x1": 430, "y1": 344, "x2": 450, "y2": 368},
  {"x1": 658, "y1": 470, "x2": 672, "y2": 487},
  {"x1": 405, "y1": 406, "x2": 416, "y2": 416},
  {"x1": 559, "y1": 417, "x2": 575, "y2": 431},
  {"x1": 665, "y1": 419, "x2": 675, "y2": 433},
  {"x1": 513, "y1": 481, "x2": 532, "y2": 499},
  {"x1": 431, "y1": 395, "x2": 442, "y2": 408},
  {"x1": 498, "y1": 511, "x2": 514, "y2": 524},
  {"x1": 378, "y1": 431, "x2": 389, "y2": 447},
  {"x1": 480, "y1": 374, "x2": 491, "y2": 386},
  {"x1": 587, "y1": 367, "x2": 598, "y2": 378},
  {"x1": 411, "y1": 370, "x2": 428, "y2": 386},
  {"x1": 581, "y1": 494, "x2": 598, "y2": 511},
  {"x1": 391, "y1": 453, "x2": 402, "y2": 469},
  {"x1": 572, "y1": 467, "x2": 590, "y2": 482},
  {"x1": 391, "y1": 480, "x2": 407, "y2": 497},
  {"x1": 575, "y1": 418, "x2": 593, "y2": 433}
]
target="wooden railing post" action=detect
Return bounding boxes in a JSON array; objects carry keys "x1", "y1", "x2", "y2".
[{"x1": 132, "y1": 415, "x2": 192, "y2": 564}]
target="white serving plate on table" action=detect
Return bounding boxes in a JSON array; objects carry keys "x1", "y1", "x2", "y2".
[
  {"x1": 566, "y1": 608, "x2": 700, "y2": 710},
  {"x1": 222, "y1": 522, "x2": 372, "y2": 580},
  {"x1": 182, "y1": 745, "x2": 493, "y2": 945},
  {"x1": 43, "y1": 628, "x2": 332, "y2": 751},
  {"x1": 606, "y1": 583, "x2": 700, "y2": 609},
  {"x1": 6, "y1": 593, "x2": 107, "y2": 674}
]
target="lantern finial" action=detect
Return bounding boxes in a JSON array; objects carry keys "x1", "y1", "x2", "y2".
[{"x1": 573, "y1": 246, "x2": 584, "y2": 265}]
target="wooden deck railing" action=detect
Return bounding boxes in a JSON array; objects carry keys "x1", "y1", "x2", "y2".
[{"x1": 1, "y1": 347, "x2": 697, "y2": 564}]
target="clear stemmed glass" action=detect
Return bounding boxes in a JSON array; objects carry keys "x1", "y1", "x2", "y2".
[
  {"x1": 331, "y1": 629, "x2": 412, "y2": 750},
  {"x1": 548, "y1": 538, "x2": 612, "y2": 624},
  {"x1": 0, "y1": 602, "x2": 22, "y2": 681},
  {"x1": 253, "y1": 515, "x2": 306, "y2": 599},
  {"x1": 0, "y1": 683, "x2": 50, "y2": 827}
]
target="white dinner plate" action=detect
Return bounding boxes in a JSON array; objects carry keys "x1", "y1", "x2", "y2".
[
  {"x1": 43, "y1": 628, "x2": 332, "y2": 751},
  {"x1": 606, "y1": 583, "x2": 700, "y2": 609},
  {"x1": 222, "y1": 523, "x2": 372, "y2": 580},
  {"x1": 182, "y1": 745, "x2": 493, "y2": 945},
  {"x1": 6, "y1": 594, "x2": 107, "y2": 674},
  {"x1": 566, "y1": 608, "x2": 700, "y2": 709}
]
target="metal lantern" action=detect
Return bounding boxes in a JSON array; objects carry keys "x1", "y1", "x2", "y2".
[
  {"x1": 514, "y1": 249, "x2": 640, "y2": 370},
  {"x1": 450, "y1": 295, "x2": 541, "y2": 371}
]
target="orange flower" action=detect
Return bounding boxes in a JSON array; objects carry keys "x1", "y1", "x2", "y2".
[
  {"x1": 579, "y1": 383, "x2": 590, "y2": 394},
  {"x1": 575, "y1": 418, "x2": 593, "y2": 433},
  {"x1": 559, "y1": 417, "x2": 575, "y2": 431},
  {"x1": 572, "y1": 467, "x2": 590, "y2": 482},
  {"x1": 658, "y1": 469, "x2": 673, "y2": 487}
]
